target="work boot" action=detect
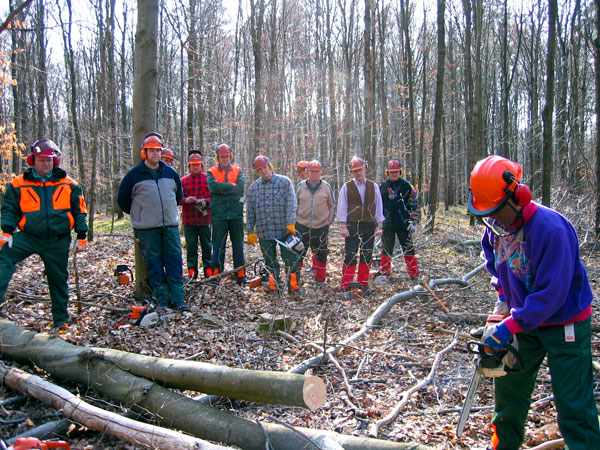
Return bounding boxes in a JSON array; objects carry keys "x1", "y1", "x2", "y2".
[
  {"x1": 380, "y1": 254, "x2": 392, "y2": 277},
  {"x1": 404, "y1": 255, "x2": 420, "y2": 278},
  {"x1": 175, "y1": 303, "x2": 191, "y2": 312},
  {"x1": 340, "y1": 264, "x2": 356, "y2": 291},
  {"x1": 236, "y1": 276, "x2": 249, "y2": 286}
]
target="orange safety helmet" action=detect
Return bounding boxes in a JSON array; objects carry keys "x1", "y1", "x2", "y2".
[
  {"x1": 161, "y1": 147, "x2": 175, "y2": 164},
  {"x1": 141, "y1": 132, "x2": 164, "y2": 159},
  {"x1": 348, "y1": 156, "x2": 367, "y2": 171},
  {"x1": 307, "y1": 159, "x2": 322, "y2": 171},
  {"x1": 296, "y1": 161, "x2": 309, "y2": 175},
  {"x1": 468, "y1": 155, "x2": 531, "y2": 217},
  {"x1": 187, "y1": 152, "x2": 204, "y2": 169}
]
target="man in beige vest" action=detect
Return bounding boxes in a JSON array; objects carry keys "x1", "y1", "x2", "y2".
[{"x1": 337, "y1": 156, "x2": 384, "y2": 299}]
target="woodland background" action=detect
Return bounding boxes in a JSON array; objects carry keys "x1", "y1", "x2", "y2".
[
  {"x1": 0, "y1": 1, "x2": 599, "y2": 449},
  {"x1": 0, "y1": 0, "x2": 599, "y2": 238}
]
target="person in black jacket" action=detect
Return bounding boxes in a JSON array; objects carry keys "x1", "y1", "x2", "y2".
[
  {"x1": 378, "y1": 159, "x2": 420, "y2": 280},
  {"x1": 117, "y1": 132, "x2": 190, "y2": 311}
]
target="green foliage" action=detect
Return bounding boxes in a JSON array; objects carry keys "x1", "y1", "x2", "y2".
[{"x1": 93, "y1": 215, "x2": 132, "y2": 234}]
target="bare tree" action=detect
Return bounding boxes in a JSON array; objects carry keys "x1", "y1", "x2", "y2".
[
  {"x1": 594, "y1": 0, "x2": 600, "y2": 236},
  {"x1": 131, "y1": 0, "x2": 159, "y2": 298},
  {"x1": 541, "y1": 0, "x2": 557, "y2": 205},
  {"x1": 427, "y1": 0, "x2": 445, "y2": 232}
]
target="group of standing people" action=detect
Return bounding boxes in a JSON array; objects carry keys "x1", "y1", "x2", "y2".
[{"x1": 0, "y1": 134, "x2": 597, "y2": 449}]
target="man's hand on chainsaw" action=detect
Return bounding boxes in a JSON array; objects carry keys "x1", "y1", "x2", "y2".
[{"x1": 482, "y1": 321, "x2": 512, "y2": 351}]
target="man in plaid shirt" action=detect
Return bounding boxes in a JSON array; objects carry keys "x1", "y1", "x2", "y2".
[
  {"x1": 246, "y1": 155, "x2": 302, "y2": 295},
  {"x1": 180, "y1": 152, "x2": 211, "y2": 279}
]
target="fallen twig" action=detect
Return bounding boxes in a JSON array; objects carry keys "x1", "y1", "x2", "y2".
[
  {"x1": 369, "y1": 330, "x2": 460, "y2": 436},
  {"x1": 289, "y1": 263, "x2": 485, "y2": 374}
]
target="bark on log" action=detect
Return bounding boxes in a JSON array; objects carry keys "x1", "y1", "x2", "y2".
[
  {"x1": 0, "y1": 361, "x2": 228, "y2": 450},
  {"x1": 91, "y1": 346, "x2": 326, "y2": 409},
  {"x1": 0, "y1": 320, "x2": 432, "y2": 450}
]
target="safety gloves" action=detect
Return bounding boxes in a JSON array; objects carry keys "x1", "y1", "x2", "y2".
[
  {"x1": 248, "y1": 233, "x2": 259, "y2": 246},
  {"x1": 407, "y1": 221, "x2": 417, "y2": 233},
  {"x1": 286, "y1": 224, "x2": 296, "y2": 235},
  {"x1": 76, "y1": 239, "x2": 88, "y2": 253},
  {"x1": 0, "y1": 233, "x2": 12, "y2": 249},
  {"x1": 482, "y1": 320, "x2": 512, "y2": 351}
]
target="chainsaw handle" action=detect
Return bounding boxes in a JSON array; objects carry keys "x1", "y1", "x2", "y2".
[{"x1": 466, "y1": 340, "x2": 524, "y2": 373}]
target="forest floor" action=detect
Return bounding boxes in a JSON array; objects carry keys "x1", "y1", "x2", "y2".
[{"x1": 0, "y1": 206, "x2": 598, "y2": 450}]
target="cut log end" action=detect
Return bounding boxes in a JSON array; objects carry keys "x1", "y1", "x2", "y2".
[{"x1": 303, "y1": 376, "x2": 327, "y2": 410}]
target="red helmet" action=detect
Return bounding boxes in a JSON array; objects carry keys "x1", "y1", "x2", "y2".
[
  {"x1": 28, "y1": 139, "x2": 61, "y2": 166},
  {"x1": 216, "y1": 143, "x2": 233, "y2": 162},
  {"x1": 296, "y1": 161, "x2": 309, "y2": 175},
  {"x1": 468, "y1": 155, "x2": 530, "y2": 216},
  {"x1": 161, "y1": 148, "x2": 175, "y2": 163},
  {"x1": 348, "y1": 156, "x2": 367, "y2": 171},
  {"x1": 253, "y1": 155, "x2": 272, "y2": 170},
  {"x1": 385, "y1": 159, "x2": 402, "y2": 176},
  {"x1": 307, "y1": 159, "x2": 322, "y2": 171}
]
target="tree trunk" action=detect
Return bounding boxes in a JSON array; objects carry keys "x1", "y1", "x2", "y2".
[
  {"x1": 92, "y1": 347, "x2": 326, "y2": 409},
  {"x1": 131, "y1": 0, "x2": 159, "y2": 298},
  {"x1": 595, "y1": 0, "x2": 600, "y2": 237},
  {"x1": 250, "y1": 0, "x2": 265, "y2": 154},
  {"x1": 541, "y1": 0, "x2": 557, "y2": 206},
  {"x1": 0, "y1": 361, "x2": 229, "y2": 450},
  {"x1": 363, "y1": 0, "x2": 376, "y2": 171},
  {"x1": 34, "y1": 0, "x2": 46, "y2": 137},
  {"x1": 57, "y1": 0, "x2": 85, "y2": 189},
  {"x1": 427, "y1": 0, "x2": 445, "y2": 232},
  {"x1": 400, "y1": 0, "x2": 417, "y2": 179},
  {"x1": 0, "y1": 320, "x2": 431, "y2": 450}
]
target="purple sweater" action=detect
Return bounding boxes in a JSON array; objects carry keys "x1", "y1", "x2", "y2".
[{"x1": 482, "y1": 202, "x2": 592, "y2": 332}]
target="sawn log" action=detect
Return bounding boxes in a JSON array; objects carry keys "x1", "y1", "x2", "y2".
[
  {"x1": 0, "y1": 320, "x2": 432, "y2": 450},
  {"x1": 91, "y1": 346, "x2": 325, "y2": 409},
  {"x1": 0, "y1": 361, "x2": 230, "y2": 450}
]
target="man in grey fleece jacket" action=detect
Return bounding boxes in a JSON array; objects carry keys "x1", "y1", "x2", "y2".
[{"x1": 117, "y1": 132, "x2": 190, "y2": 311}]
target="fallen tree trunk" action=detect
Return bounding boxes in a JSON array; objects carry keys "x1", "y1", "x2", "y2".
[
  {"x1": 0, "y1": 320, "x2": 432, "y2": 450},
  {"x1": 0, "y1": 361, "x2": 228, "y2": 450},
  {"x1": 91, "y1": 346, "x2": 326, "y2": 409}
]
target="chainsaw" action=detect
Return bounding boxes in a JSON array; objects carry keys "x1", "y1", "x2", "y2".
[
  {"x1": 249, "y1": 259, "x2": 270, "y2": 288},
  {"x1": 113, "y1": 300, "x2": 175, "y2": 329},
  {"x1": 0, "y1": 438, "x2": 70, "y2": 450},
  {"x1": 456, "y1": 315, "x2": 524, "y2": 438}
]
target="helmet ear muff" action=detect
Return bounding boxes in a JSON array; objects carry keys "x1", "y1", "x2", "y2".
[
  {"x1": 141, "y1": 149, "x2": 147, "y2": 160},
  {"x1": 187, "y1": 161, "x2": 205, "y2": 170},
  {"x1": 502, "y1": 171, "x2": 531, "y2": 207}
]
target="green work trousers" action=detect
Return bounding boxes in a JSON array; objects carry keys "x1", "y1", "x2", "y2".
[
  {"x1": 258, "y1": 238, "x2": 301, "y2": 292},
  {"x1": 0, "y1": 232, "x2": 71, "y2": 326},
  {"x1": 211, "y1": 218, "x2": 245, "y2": 273},
  {"x1": 134, "y1": 227, "x2": 184, "y2": 307},
  {"x1": 492, "y1": 317, "x2": 600, "y2": 450},
  {"x1": 183, "y1": 225, "x2": 212, "y2": 276}
]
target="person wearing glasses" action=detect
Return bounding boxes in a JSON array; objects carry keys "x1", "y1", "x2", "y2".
[{"x1": 468, "y1": 155, "x2": 599, "y2": 450}]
